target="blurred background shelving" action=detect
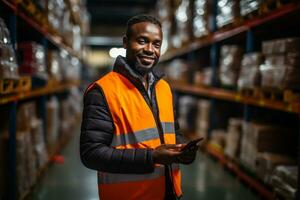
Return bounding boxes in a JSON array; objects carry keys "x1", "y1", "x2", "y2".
[
  {"x1": 0, "y1": 0, "x2": 88, "y2": 199},
  {"x1": 156, "y1": 0, "x2": 300, "y2": 199}
]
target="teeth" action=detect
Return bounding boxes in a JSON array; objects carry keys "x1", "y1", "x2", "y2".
[{"x1": 140, "y1": 57, "x2": 153, "y2": 62}]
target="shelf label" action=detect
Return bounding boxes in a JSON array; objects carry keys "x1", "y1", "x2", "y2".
[
  {"x1": 235, "y1": 94, "x2": 241, "y2": 101},
  {"x1": 287, "y1": 104, "x2": 293, "y2": 112},
  {"x1": 259, "y1": 100, "x2": 265, "y2": 106}
]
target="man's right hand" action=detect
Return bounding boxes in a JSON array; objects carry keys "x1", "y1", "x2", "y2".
[{"x1": 152, "y1": 144, "x2": 183, "y2": 165}]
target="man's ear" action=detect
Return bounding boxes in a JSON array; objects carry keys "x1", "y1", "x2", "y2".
[{"x1": 123, "y1": 36, "x2": 128, "y2": 49}]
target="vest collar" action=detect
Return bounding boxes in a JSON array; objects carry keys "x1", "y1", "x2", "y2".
[{"x1": 113, "y1": 56, "x2": 164, "y2": 87}]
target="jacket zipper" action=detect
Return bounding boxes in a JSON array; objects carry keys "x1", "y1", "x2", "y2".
[
  {"x1": 137, "y1": 79, "x2": 177, "y2": 198},
  {"x1": 136, "y1": 81, "x2": 165, "y2": 145}
]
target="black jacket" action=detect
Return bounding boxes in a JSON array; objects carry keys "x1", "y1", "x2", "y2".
[{"x1": 80, "y1": 56, "x2": 185, "y2": 174}]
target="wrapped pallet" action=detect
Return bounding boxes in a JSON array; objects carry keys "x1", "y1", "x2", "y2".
[
  {"x1": 16, "y1": 131, "x2": 32, "y2": 198},
  {"x1": 47, "y1": 0, "x2": 66, "y2": 34},
  {"x1": 172, "y1": 0, "x2": 192, "y2": 48},
  {"x1": 210, "y1": 129, "x2": 227, "y2": 149},
  {"x1": 256, "y1": 153, "x2": 296, "y2": 184},
  {"x1": 16, "y1": 102, "x2": 36, "y2": 197},
  {"x1": 193, "y1": 67, "x2": 213, "y2": 86},
  {"x1": 60, "y1": 98, "x2": 72, "y2": 138},
  {"x1": 270, "y1": 165, "x2": 297, "y2": 200},
  {"x1": 193, "y1": 0, "x2": 212, "y2": 38},
  {"x1": 156, "y1": 0, "x2": 172, "y2": 54},
  {"x1": 224, "y1": 118, "x2": 243, "y2": 159},
  {"x1": 216, "y1": 0, "x2": 239, "y2": 28},
  {"x1": 164, "y1": 59, "x2": 189, "y2": 82},
  {"x1": 17, "y1": 102, "x2": 36, "y2": 132},
  {"x1": 262, "y1": 38, "x2": 300, "y2": 55},
  {"x1": 260, "y1": 64, "x2": 300, "y2": 90},
  {"x1": 60, "y1": 92, "x2": 81, "y2": 138},
  {"x1": 178, "y1": 96, "x2": 198, "y2": 135},
  {"x1": 219, "y1": 45, "x2": 243, "y2": 87},
  {"x1": 47, "y1": 50, "x2": 63, "y2": 82},
  {"x1": 240, "y1": 0, "x2": 262, "y2": 17},
  {"x1": 15, "y1": 102, "x2": 48, "y2": 198},
  {"x1": 0, "y1": 17, "x2": 18, "y2": 79},
  {"x1": 261, "y1": 38, "x2": 300, "y2": 90},
  {"x1": 239, "y1": 121, "x2": 296, "y2": 171},
  {"x1": 195, "y1": 100, "x2": 211, "y2": 138},
  {"x1": 31, "y1": 118, "x2": 48, "y2": 170},
  {"x1": 237, "y1": 52, "x2": 263, "y2": 89},
  {"x1": 46, "y1": 96, "x2": 60, "y2": 155}
]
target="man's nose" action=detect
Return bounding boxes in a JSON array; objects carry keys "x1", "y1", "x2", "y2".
[{"x1": 144, "y1": 44, "x2": 154, "y2": 54}]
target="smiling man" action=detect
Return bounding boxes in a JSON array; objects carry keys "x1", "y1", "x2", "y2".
[{"x1": 80, "y1": 15, "x2": 198, "y2": 200}]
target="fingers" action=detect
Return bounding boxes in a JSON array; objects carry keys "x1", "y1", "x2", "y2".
[
  {"x1": 176, "y1": 154, "x2": 196, "y2": 165},
  {"x1": 176, "y1": 146, "x2": 198, "y2": 165},
  {"x1": 153, "y1": 143, "x2": 199, "y2": 165},
  {"x1": 163, "y1": 144, "x2": 183, "y2": 150},
  {"x1": 159, "y1": 144, "x2": 183, "y2": 152}
]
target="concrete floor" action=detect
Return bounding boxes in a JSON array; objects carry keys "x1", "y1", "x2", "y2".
[{"x1": 31, "y1": 130, "x2": 260, "y2": 200}]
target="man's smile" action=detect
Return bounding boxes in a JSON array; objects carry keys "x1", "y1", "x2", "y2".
[{"x1": 138, "y1": 55, "x2": 155, "y2": 65}]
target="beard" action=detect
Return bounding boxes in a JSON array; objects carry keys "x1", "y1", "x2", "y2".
[
  {"x1": 132, "y1": 61, "x2": 154, "y2": 76},
  {"x1": 129, "y1": 57, "x2": 158, "y2": 76}
]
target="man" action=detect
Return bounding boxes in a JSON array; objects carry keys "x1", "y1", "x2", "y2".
[{"x1": 80, "y1": 15, "x2": 198, "y2": 200}]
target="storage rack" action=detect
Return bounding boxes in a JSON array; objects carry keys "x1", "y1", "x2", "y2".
[
  {"x1": 0, "y1": 1, "x2": 83, "y2": 199},
  {"x1": 160, "y1": 1, "x2": 300, "y2": 199}
]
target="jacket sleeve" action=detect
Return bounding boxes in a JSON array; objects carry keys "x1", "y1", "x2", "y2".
[{"x1": 80, "y1": 86, "x2": 154, "y2": 174}]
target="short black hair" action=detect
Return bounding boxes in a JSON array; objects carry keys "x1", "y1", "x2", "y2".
[{"x1": 126, "y1": 14, "x2": 161, "y2": 39}]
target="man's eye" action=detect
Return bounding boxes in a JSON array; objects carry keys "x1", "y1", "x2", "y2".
[
  {"x1": 137, "y1": 39, "x2": 146, "y2": 44},
  {"x1": 154, "y1": 42, "x2": 161, "y2": 48}
]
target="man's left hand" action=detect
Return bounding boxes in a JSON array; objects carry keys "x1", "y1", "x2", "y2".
[{"x1": 176, "y1": 145, "x2": 198, "y2": 165}]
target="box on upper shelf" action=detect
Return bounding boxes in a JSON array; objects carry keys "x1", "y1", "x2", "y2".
[
  {"x1": 216, "y1": 0, "x2": 240, "y2": 29},
  {"x1": 219, "y1": 45, "x2": 243, "y2": 88},
  {"x1": 238, "y1": 52, "x2": 264, "y2": 90},
  {"x1": 260, "y1": 38, "x2": 300, "y2": 90},
  {"x1": 0, "y1": 17, "x2": 18, "y2": 80}
]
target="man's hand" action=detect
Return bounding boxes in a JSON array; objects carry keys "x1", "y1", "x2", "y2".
[
  {"x1": 152, "y1": 144, "x2": 183, "y2": 165},
  {"x1": 176, "y1": 144, "x2": 198, "y2": 165}
]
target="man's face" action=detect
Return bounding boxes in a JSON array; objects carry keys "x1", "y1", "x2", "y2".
[{"x1": 124, "y1": 22, "x2": 162, "y2": 76}]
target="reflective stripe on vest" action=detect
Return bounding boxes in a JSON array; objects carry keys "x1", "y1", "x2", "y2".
[
  {"x1": 111, "y1": 122, "x2": 175, "y2": 147},
  {"x1": 94, "y1": 72, "x2": 182, "y2": 200}
]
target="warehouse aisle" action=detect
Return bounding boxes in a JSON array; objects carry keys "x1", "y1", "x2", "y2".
[
  {"x1": 31, "y1": 129, "x2": 259, "y2": 200},
  {"x1": 31, "y1": 128, "x2": 98, "y2": 200}
]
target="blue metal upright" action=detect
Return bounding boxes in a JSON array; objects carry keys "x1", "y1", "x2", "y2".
[
  {"x1": 246, "y1": 30, "x2": 254, "y2": 53},
  {"x1": 243, "y1": 105, "x2": 252, "y2": 122},
  {"x1": 207, "y1": 0, "x2": 219, "y2": 138},
  {"x1": 7, "y1": 12, "x2": 18, "y2": 200},
  {"x1": 243, "y1": 30, "x2": 255, "y2": 122},
  {"x1": 8, "y1": 102, "x2": 17, "y2": 200},
  {"x1": 9, "y1": 13, "x2": 17, "y2": 50},
  {"x1": 210, "y1": 43, "x2": 219, "y2": 87},
  {"x1": 210, "y1": 0, "x2": 219, "y2": 87},
  {"x1": 41, "y1": 37, "x2": 48, "y2": 57}
]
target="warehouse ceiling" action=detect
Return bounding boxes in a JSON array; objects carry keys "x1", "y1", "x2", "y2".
[{"x1": 86, "y1": 0, "x2": 158, "y2": 48}]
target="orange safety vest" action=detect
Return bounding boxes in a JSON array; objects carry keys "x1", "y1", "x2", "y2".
[{"x1": 93, "y1": 71, "x2": 182, "y2": 200}]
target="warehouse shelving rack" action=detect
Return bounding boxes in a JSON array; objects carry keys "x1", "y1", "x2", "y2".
[
  {"x1": 161, "y1": 1, "x2": 300, "y2": 199},
  {"x1": 0, "y1": 1, "x2": 83, "y2": 199},
  {"x1": 1, "y1": 0, "x2": 83, "y2": 59},
  {"x1": 205, "y1": 143, "x2": 274, "y2": 199},
  {"x1": 170, "y1": 80, "x2": 300, "y2": 114},
  {"x1": 161, "y1": 1, "x2": 300, "y2": 62}
]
